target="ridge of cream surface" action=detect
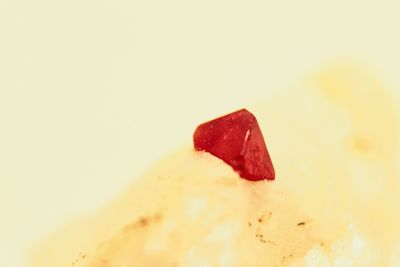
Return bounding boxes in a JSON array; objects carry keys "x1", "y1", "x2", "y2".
[{"x1": 31, "y1": 65, "x2": 400, "y2": 267}]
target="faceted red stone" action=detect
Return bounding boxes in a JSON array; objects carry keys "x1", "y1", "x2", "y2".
[{"x1": 193, "y1": 109, "x2": 275, "y2": 181}]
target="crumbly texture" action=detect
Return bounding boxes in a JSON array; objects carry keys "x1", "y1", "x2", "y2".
[
  {"x1": 32, "y1": 64, "x2": 400, "y2": 267},
  {"x1": 70, "y1": 149, "x2": 342, "y2": 267}
]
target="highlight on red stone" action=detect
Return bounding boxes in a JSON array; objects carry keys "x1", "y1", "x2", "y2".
[{"x1": 193, "y1": 109, "x2": 275, "y2": 181}]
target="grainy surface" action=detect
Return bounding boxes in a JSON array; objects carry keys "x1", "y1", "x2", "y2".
[{"x1": 32, "y1": 66, "x2": 400, "y2": 267}]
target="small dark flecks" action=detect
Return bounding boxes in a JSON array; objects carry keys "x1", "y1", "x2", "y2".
[
  {"x1": 267, "y1": 240, "x2": 276, "y2": 245},
  {"x1": 282, "y1": 254, "x2": 293, "y2": 262},
  {"x1": 125, "y1": 214, "x2": 163, "y2": 230},
  {"x1": 136, "y1": 217, "x2": 148, "y2": 227},
  {"x1": 255, "y1": 233, "x2": 267, "y2": 243},
  {"x1": 71, "y1": 252, "x2": 87, "y2": 265},
  {"x1": 297, "y1": 221, "x2": 306, "y2": 226},
  {"x1": 258, "y1": 216, "x2": 266, "y2": 223},
  {"x1": 258, "y1": 212, "x2": 272, "y2": 223},
  {"x1": 282, "y1": 254, "x2": 294, "y2": 263},
  {"x1": 320, "y1": 242, "x2": 325, "y2": 247},
  {"x1": 81, "y1": 253, "x2": 87, "y2": 259},
  {"x1": 248, "y1": 222, "x2": 252, "y2": 227}
]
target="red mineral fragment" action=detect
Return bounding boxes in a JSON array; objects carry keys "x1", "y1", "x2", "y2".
[{"x1": 193, "y1": 109, "x2": 275, "y2": 181}]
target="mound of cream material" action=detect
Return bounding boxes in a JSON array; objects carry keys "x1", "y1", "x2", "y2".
[{"x1": 31, "y1": 65, "x2": 400, "y2": 267}]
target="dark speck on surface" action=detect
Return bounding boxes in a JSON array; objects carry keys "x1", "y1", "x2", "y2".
[
  {"x1": 137, "y1": 217, "x2": 148, "y2": 227},
  {"x1": 123, "y1": 214, "x2": 162, "y2": 232}
]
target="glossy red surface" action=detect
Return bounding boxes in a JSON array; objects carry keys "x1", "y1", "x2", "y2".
[{"x1": 193, "y1": 109, "x2": 275, "y2": 181}]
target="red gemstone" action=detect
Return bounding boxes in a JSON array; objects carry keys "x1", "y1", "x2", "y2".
[{"x1": 193, "y1": 109, "x2": 275, "y2": 181}]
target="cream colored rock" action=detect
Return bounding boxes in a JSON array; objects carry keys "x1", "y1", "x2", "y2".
[{"x1": 31, "y1": 65, "x2": 400, "y2": 267}]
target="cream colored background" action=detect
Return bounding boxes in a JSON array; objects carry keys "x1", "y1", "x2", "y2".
[{"x1": 0, "y1": 1, "x2": 399, "y2": 266}]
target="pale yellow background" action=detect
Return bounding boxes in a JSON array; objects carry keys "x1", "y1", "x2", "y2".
[{"x1": 0, "y1": 1, "x2": 399, "y2": 266}]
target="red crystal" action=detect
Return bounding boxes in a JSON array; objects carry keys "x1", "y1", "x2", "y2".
[{"x1": 193, "y1": 109, "x2": 275, "y2": 181}]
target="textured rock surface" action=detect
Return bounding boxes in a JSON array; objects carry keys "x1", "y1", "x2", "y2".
[{"x1": 31, "y1": 65, "x2": 400, "y2": 267}]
